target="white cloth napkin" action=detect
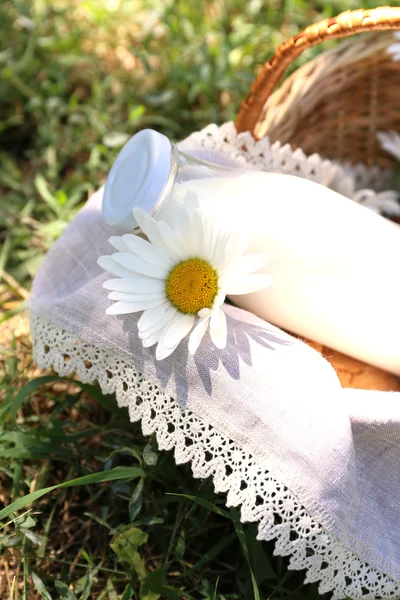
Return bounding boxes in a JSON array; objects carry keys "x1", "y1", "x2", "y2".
[{"x1": 28, "y1": 124, "x2": 400, "y2": 600}]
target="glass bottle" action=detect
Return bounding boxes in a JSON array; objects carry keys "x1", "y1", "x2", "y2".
[{"x1": 101, "y1": 128, "x2": 400, "y2": 376}]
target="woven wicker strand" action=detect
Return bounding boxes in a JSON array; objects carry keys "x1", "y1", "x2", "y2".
[{"x1": 236, "y1": 6, "x2": 400, "y2": 149}]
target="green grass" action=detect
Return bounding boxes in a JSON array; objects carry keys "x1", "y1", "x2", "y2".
[{"x1": 0, "y1": 0, "x2": 381, "y2": 597}]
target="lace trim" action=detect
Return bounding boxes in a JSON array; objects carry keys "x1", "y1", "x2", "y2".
[
  {"x1": 30, "y1": 313, "x2": 400, "y2": 600},
  {"x1": 179, "y1": 122, "x2": 392, "y2": 196}
]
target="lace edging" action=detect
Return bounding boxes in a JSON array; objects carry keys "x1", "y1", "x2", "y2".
[
  {"x1": 30, "y1": 313, "x2": 400, "y2": 600},
  {"x1": 178, "y1": 122, "x2": 392, "y2": 194}
]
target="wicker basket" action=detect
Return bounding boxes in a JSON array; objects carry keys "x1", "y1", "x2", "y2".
[
  {"x1": 236, "y1": 6, "x2": 400, "y2": 169},
  {"x1": 235, "y1": 6, "x2": 400, "y2": 391}
]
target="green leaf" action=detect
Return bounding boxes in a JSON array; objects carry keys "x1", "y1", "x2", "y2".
[
  {"x1": 9, "y1": 375, "x2": 62, "y2": 422},
  {"x1": 102, "y1": 132, "x2": 130, "y2": 148},
  {"x1": 120, "y1": 583, "x2": 133, "y2": 600},
  {"x1": 54, "y1": 580, "x2": 78, "y2": 600},
  {"x1": 120, "y1": 584, "x2": 134, "y2": 600},
  {"x1": 20, "y1": 528, "x2": 43, "y2": 545},
  {"x1": 143, "y1": 444, "x2": 158, "y2": 466},
  {"x1": 245, "y1": 526, "x2": 276, "y2": 582},
  {"x1": 128, "y1": 105, "x2": 146, "y2": 123},
  {"x1": 81, "y1": 549, "x2": 95, "y2": 567},
  {"x1": 111, "y1": 525, "x2": 148, "y2": 560},
  {"x1": 0, "y1": 467, "x2": 143, "y2": 521},
  {"x1": 72, "y1": 569, "x2": 97, "y2": 597},
  {"x1": 229, "y1": 508, "x2": 260, "y2": 600},
  {"x1": 9, "y1": 376, "x2": 119, "y2": 422},
  {"x1": 166, "y1": 493, "x2": 230, "y2": 518},
  {"x1": 80, "y1": 568, "x2": 97, "y2": 600},
  {"x1": 15, "y1": 514, "x2": 36, "y2": 529},
  {"x1": 110, "y1": 526, "x2": 148, "y2": 579},
  {"x1": 83, "y1": 512, "x2": 113, "y2": 531},
  {"x1": 186, "y1": 532, "x2": 236, "y2": 575},
  {"x1": 143, "y1": 567, "x2": 165, "y2": 594},
  {"x1": 34, "y1": 174, "x2": 62, "y2": 217},
  {"x1": 133, "y1": 516, "x2": 163, "y2": 527},
  {"x1": 175, "y1": 529, "x2": 185, "y2": 560},
  {"x1": 105, "y1": 578, "x2": 118, "y2": 600},
  {"x1": 140, "y1": 568, "x2": 186, "y2": 600},
  {"x1": 107, "y1": 446, "x2": 142, "y2": 464},
  {"x1": 140, "y1": 586, "x2": 160, "y2": 600},
  {"x1": 81, "y1": 384, "x2": 120, "y2": 413},
  {"x1": 129, "y1": 478, "x2": 144, "y2": 522},
  {"x1": 0, "y1": 234, "x2": 11, "y2": 272},
  {"x1": 31, "y1": 572, "x2": 52, "y2": 600},
  {"x1": 0, "y1": 532, "x2": 18, "y2": 547}
]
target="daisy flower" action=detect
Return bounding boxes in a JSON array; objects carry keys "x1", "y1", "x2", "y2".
[
  {"x1": 98, "y1": 193, "x2": 271, "y2": 360},
  {"x1": 376, "y1": 130, "x2": 400, "y2": 162}
]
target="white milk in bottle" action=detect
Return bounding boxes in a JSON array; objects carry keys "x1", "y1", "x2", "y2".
[{"x1": 102, "y1": 129, "x2": 400, "y2": 375}]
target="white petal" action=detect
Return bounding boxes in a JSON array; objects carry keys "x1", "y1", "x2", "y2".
[
  {"x1": 140, "y1": 322, "x2": 165, "y2": 341},
  {"x1": 184, "y1": 188, "x2": 201, "y2": 213},
  {"x1": 209, "y1": 309, "x2": 227, "y2": 349},
  {"x1": 198, "y1": 307, "x2": 211, "y2": 318},
  {"x1": 155, "y1": 311, "x2": 194, "y2": 359},
  {"x1": 139, "y1": 306, "x2": 177, "y2": 339},
  {"x1": 108, "y1": 236, "x2": 129, "y2": 252},
  {"x1": 141, "y1": 308, "x2": 178, "y2": 347},
  {"x1": 133, "y1": 208, "x2": 184, "y2": 260},
  {"x1": 225, "y1": 274, "x2": 272, "y2": 295},
  {"x1": 212, "y1": 229, "x2": 249, "y2": 271},
  {"x1": 188, "y1": 316, "x2": 210, "y2": 355},
  {"x1": 162, "y1": 313, "x2": 195, "y2": 349},
  {"x1": 224, "y1": 252, "x2": 269, "y2": 276},
  {"x1": 212, "y1": 289, "x2": 227, "y2": 310},
  {"x1": 198, "y1": 211, "x2": 218, "y2": 260},
  {"x1": 172, "y1": 210, "x2": 197, "y2": 256},
  {"x1": 98, "y1": 256, "x2": 135, "y2": 278},
  {"x1": 216, "y1": 234, "x2": 236, "y2": 268},
  {"x1": 121, "y1": 233, "x2": 171, "y2": 269},
  {"x1": 140, "y1": 320, "x2": 165, "y2": 342},
  {"x1": 208, "y1": 227, "x2": 230, "y2": 268},
  {"x1": 106, "y1": 298, "x2": 164, "y2": 315},
  {"x1": 188, "y1": 208, "x2": 204, "y2": 257},
  {"x1": 169, "y1": 196, "x2": 193, "y2": 236},
  {"x1": 107, "y1": 291, "x2": 166, "y2": 302},
  {"x1": 142, "y1": 332, "x2": 163, "y2": 347},
  {"x1": 193, "y1": 206, "x2": 211, "y2": 258},
  {"x1": 103, "y1": 277, "x2": 165, "y2": 293},
  {"x1": 112, "y1": 253, "x2": 168, "y2": 279},
  {"x1": 173, "y1": 190, "x2": 202, "y2": 248},
  {"x1": 156, "y1": 219, "x2": 188, "y2": 258},
  {"x1": 138, "y1": 302, "x2": 171, "y2": 332},
  {"x1": 155, "y1": 338, "x2": 181, "y2": 361}
]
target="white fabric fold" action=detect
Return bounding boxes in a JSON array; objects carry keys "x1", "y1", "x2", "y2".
[{"x1": 28, "y1": 124, "x2": 400, "y2": 599}]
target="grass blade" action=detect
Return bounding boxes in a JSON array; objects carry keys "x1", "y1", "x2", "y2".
[
  {"x1": 9, "y1": 376, "x2": 63, "y2": 422},
  {"x1": 166, "y1": 493, "x2": 230, "y2": 518},
  {"x1": 31, "y1": 572, "x2": 52, "y2": 600},
  {"x1": 185, "y1": 532, "x2": 236, "y2": 575},
  {"x1": 229, "y1": 508, "x2": 261, "y2": 600},
  {"x1": 0, "y1": 467, "x2": 143, "y2": 521}
]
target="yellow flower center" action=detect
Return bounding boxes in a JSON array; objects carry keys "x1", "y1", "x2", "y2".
[{"x1": 165, "y1": 258, "x2": 219, "y2": 315}]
